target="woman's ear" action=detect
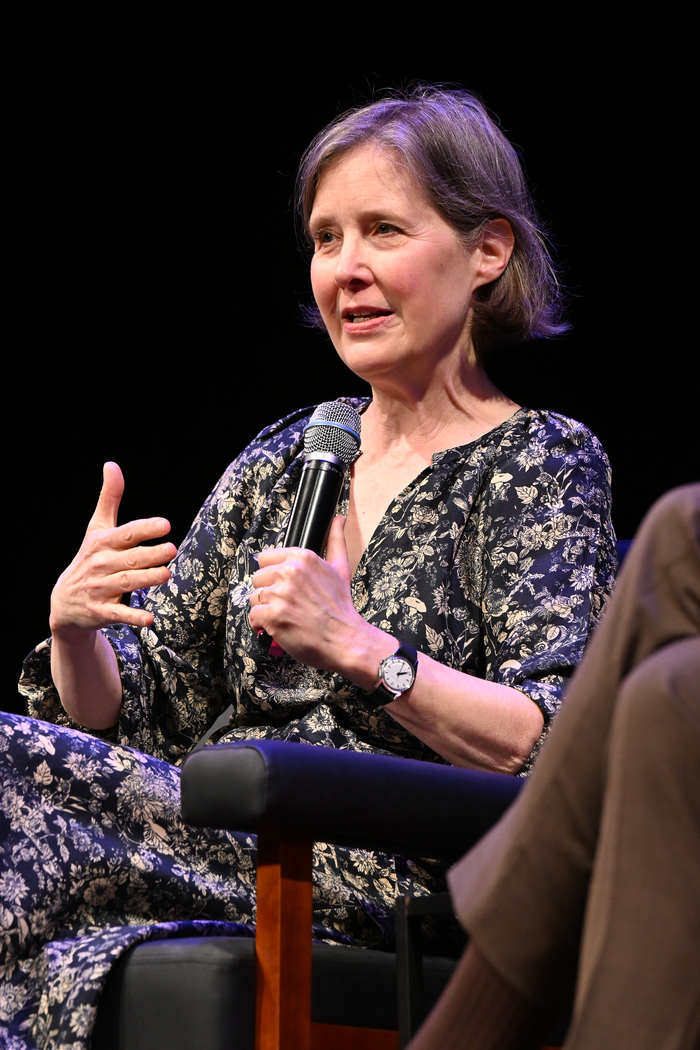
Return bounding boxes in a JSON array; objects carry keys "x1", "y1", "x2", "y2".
[{"x1": 474, "y1": 218, "x2": 515, "y2": 286}]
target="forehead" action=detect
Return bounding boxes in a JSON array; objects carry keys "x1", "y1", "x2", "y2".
[{"x1": 310, "y1": 145, "x2": 432, "y2": 220}]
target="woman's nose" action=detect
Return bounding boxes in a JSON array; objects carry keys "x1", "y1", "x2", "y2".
[{"x1": 334, "y1": 239, "x2": 372, "y2": 289}]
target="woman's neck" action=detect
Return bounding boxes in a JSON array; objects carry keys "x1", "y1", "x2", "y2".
[
  {"x1": 361, "y1": 358, "x2": 519, "y2": 463},
  {"x1": 343, "y1": 361, "x2": 520, "y2": 578}
]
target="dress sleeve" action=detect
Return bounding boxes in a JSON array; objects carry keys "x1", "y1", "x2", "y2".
[{"x1": 466, "y1": 414, "x2": 617, "y2": 769}]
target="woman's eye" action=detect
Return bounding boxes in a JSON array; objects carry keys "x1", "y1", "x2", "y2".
[
  {"x1": 376, "y1": 223, "x2": 398, "y2": 235},
  {"x1": 313, "y1": 230, "x2": 336, "y2": 248}
]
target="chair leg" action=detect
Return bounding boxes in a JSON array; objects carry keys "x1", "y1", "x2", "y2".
[
  {"x1": 395, "y1": 893, "x2": 459, "y2": 1049},
  {"x1": 255, "y1": 824, "x2": 406, "y2": 1050},
  {"x1": 255, "y1": 822, "x2": 314, "y2": 1050}
]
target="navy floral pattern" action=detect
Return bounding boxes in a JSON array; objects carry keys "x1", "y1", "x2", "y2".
[{"x1": 3, "y1": 401, "x2": 616, "y2": 1048}]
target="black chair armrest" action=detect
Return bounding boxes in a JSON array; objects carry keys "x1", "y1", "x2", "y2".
[{"x1": 181, "y1": 740, "x2": 522, "y2": 860}]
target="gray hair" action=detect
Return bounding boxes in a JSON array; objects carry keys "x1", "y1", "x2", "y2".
[{"x1": 296, "y1": 85, "x2": 568, "y2": 362}]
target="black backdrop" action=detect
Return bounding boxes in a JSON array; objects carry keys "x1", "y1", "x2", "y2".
[{"x1": 6, "y1": 15, "x2": 695, "y2": 714}]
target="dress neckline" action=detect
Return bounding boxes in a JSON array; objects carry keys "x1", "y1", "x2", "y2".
[
  {"x1": 348, "y1": 396, "x2": 528, "y2": 464},
  {"x1": 343, "y1": 404, "x2": 532, "y2": 582}
]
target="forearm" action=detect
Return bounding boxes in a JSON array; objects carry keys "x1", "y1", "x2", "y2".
[
  {"x1": 50, "y1": 626, "x2": 123, "y2": 730},
  {"x1": 249, "y1": 536, "x2": 545, "y2": 773},
  {"x1": 339, "y1": 623, "x2": 544, "y2": 774}
]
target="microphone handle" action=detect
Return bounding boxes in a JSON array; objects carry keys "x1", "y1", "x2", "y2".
[
  {"x1": 283, "y1": 453, "x2": 346, "y2": 554},
  {"x1": 258, "y1": 453, "x2": 346, "y2": 658}
]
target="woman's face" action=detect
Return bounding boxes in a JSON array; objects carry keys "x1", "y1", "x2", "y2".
[{"x1": 309, "y1": 146, "x2": 493, "y2": 386}]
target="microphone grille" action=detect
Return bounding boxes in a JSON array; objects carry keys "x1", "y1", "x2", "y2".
[{"x1": 303, "y1": 401, "x2": 362, "y2": 465}]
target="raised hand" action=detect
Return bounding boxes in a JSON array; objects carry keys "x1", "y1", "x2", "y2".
[
  {"x1": 50, "y1": 462, "x2": 177, "y2": 636},
  {"x1": 49, "y1": 463, "x2": 177, "y2": 729}
]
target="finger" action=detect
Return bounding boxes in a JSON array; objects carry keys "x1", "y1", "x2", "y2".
[
  {"x1": 88, "y1": 462, "x2": 125, "y2": 534},
  {"x1": 93, "y1": 520, "x2": 174, "y2": 553},
  {"x1": 325, "y1": 516, "x2": 351, "y2": 579},
  {"x1": 51, "y1": 558, "x2": 172, "y2": 631},
  {"x1": 98, "y1": 603, "x2": 157, "y2": 630},
  {"x1": 249, "y1": 576, "x2": 280, "y2": 613},
  {"x1": 256, "y1": 546, "x2": 324, "y2": 573},
  {"x1": 103, "y1": 563, "x2": 173, "y2": 597},
  {"x1": 256, "y1": 546, "x2": 287, "y2": 569},
  {"x1": 248, "y1": 587, "x2": 266, "y2": 623},
  {"x1": 116, "y1": 539, "x2": 177, "y2": 569},
  {"x1": 82, "y1": 542, "x2": 176, "y2": 595},
  {"x1": 251, "y1": 549, "x2": 315, "y2": 593},
  {"x1": 251, "y1": 564, "x2": 281, "y2": 591},
  {"x1": 248, "y1": 599, "x2": 275, "y2": 635}
]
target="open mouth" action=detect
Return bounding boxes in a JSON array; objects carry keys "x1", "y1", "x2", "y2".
[{"x1": 344, "y1": 311, "x2": 392, "y2": 324}]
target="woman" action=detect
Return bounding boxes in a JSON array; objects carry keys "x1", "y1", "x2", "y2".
[{"x1": 2, "y1": 87, "x2": 616, "y2": 1048}]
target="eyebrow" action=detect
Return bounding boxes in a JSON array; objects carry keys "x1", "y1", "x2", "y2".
[{"x1": 308, "y1": 206, "x2": 412, "y2": 232}]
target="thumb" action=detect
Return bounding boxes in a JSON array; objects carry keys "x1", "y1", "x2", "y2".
[
  {"x1": 87, "y1": 461, "x2": 125, "y2": 533},
  {"x1": 326, "y1": 515, "x2": 351, "y2": 580}
]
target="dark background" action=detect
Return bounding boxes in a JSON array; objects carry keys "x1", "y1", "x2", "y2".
[{"x1": 6, "y1": 16, "x2": 695, "y2": 714}]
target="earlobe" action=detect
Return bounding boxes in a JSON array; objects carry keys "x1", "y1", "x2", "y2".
[{"x1": 477, "y1": 218, "x2": 515, "y2": 284}]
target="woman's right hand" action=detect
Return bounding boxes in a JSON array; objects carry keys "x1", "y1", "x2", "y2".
[
  {"x1": 49, "y1": 462, "x2": 177, "y2": 729},
  {"x1": 50, "y1": 461, "x2": 177, "y2": 636}
]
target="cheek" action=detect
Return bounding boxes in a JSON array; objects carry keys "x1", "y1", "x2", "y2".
[
  {"x1": 384, "y1": 250, "x2": 447, "y2": 313},
  {"x1": 310, "y1": 260, "x2": 334, "y2": 315},
  {"x1": 391, "y1": 274, "x2": 431, "y2": 317}
]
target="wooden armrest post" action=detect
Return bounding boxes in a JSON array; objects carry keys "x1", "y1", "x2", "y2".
[{"x1": 255, "y1": 821, "x2": 314, "y2": 1050}]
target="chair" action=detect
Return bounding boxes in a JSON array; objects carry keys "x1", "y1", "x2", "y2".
[
  {"x1": 97, "y1": 541, "x2": 638, "y2": 1049},
  {"x1": 93, "y1": 740, "x2": 523, "y2": 1050},
  {"x1": 92, "y1": 539, "x2": 634, "y2": 1047}
]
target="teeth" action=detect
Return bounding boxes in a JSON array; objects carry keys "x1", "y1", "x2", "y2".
[{"x1": 348, "y1": 312, "x2": 385, "y2": 322}]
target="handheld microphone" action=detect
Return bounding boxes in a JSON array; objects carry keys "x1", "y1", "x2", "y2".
[
  {"x1": 283, "y1": 400, "x2": 362, "y2": 553},
  {"x1": 259, "y1": 401, "x2": 362, "y2": 656}
]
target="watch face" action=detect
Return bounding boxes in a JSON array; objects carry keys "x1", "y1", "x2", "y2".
[{"x1": 382, "y1": 656, "x2": 414, "y2": 692}]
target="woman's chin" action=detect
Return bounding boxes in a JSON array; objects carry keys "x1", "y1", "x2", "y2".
[
  {"x1": 337, "y1": 352, "x2": 411, "y2": 387},
  {"x1": 332, "y1": 335, "x2": 416, "y2": 382}
]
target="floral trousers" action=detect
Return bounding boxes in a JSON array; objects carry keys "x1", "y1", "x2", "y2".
[{"x1": 0, "y1": 713, "x2": 450, "y2": 1050}]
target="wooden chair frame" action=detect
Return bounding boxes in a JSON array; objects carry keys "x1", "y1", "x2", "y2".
[
  {"x1": 255, "y1": 822, "x2": 398, "y2": 1050},
  {"x1": 181, "y1": 740, "x2": 532, "y2": 1050}
]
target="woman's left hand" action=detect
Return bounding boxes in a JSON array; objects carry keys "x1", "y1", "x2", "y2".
[{"x1": 249, "y1": 516, "x2": 380, "y2": 679}]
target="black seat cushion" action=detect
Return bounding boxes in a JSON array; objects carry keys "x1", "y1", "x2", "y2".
[{"x1": 92, "y1": 937, "x2": 458, "y2": 1050}]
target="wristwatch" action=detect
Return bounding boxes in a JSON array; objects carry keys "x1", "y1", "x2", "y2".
[{"x1": 362, "y1": 640, "x2": 418, "y2": 708}]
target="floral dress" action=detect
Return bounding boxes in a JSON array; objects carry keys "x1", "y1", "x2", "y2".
[{"x1": 2, "y1": 401, "x2": 617, "y2": 1049}]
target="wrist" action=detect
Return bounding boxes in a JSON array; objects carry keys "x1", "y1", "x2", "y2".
[
  {"x1": 335, "y1": 622, "x2": 398, "y2": 694},
  {"x1": 50, "y1": 621, "x2": 100, "y2": 649},
  {"x1": 50, "y1": 628, "x2": 123, "y2": 730},
  {"x1": 362, "y1": 638, "x2": 418, "y2": 708}
]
